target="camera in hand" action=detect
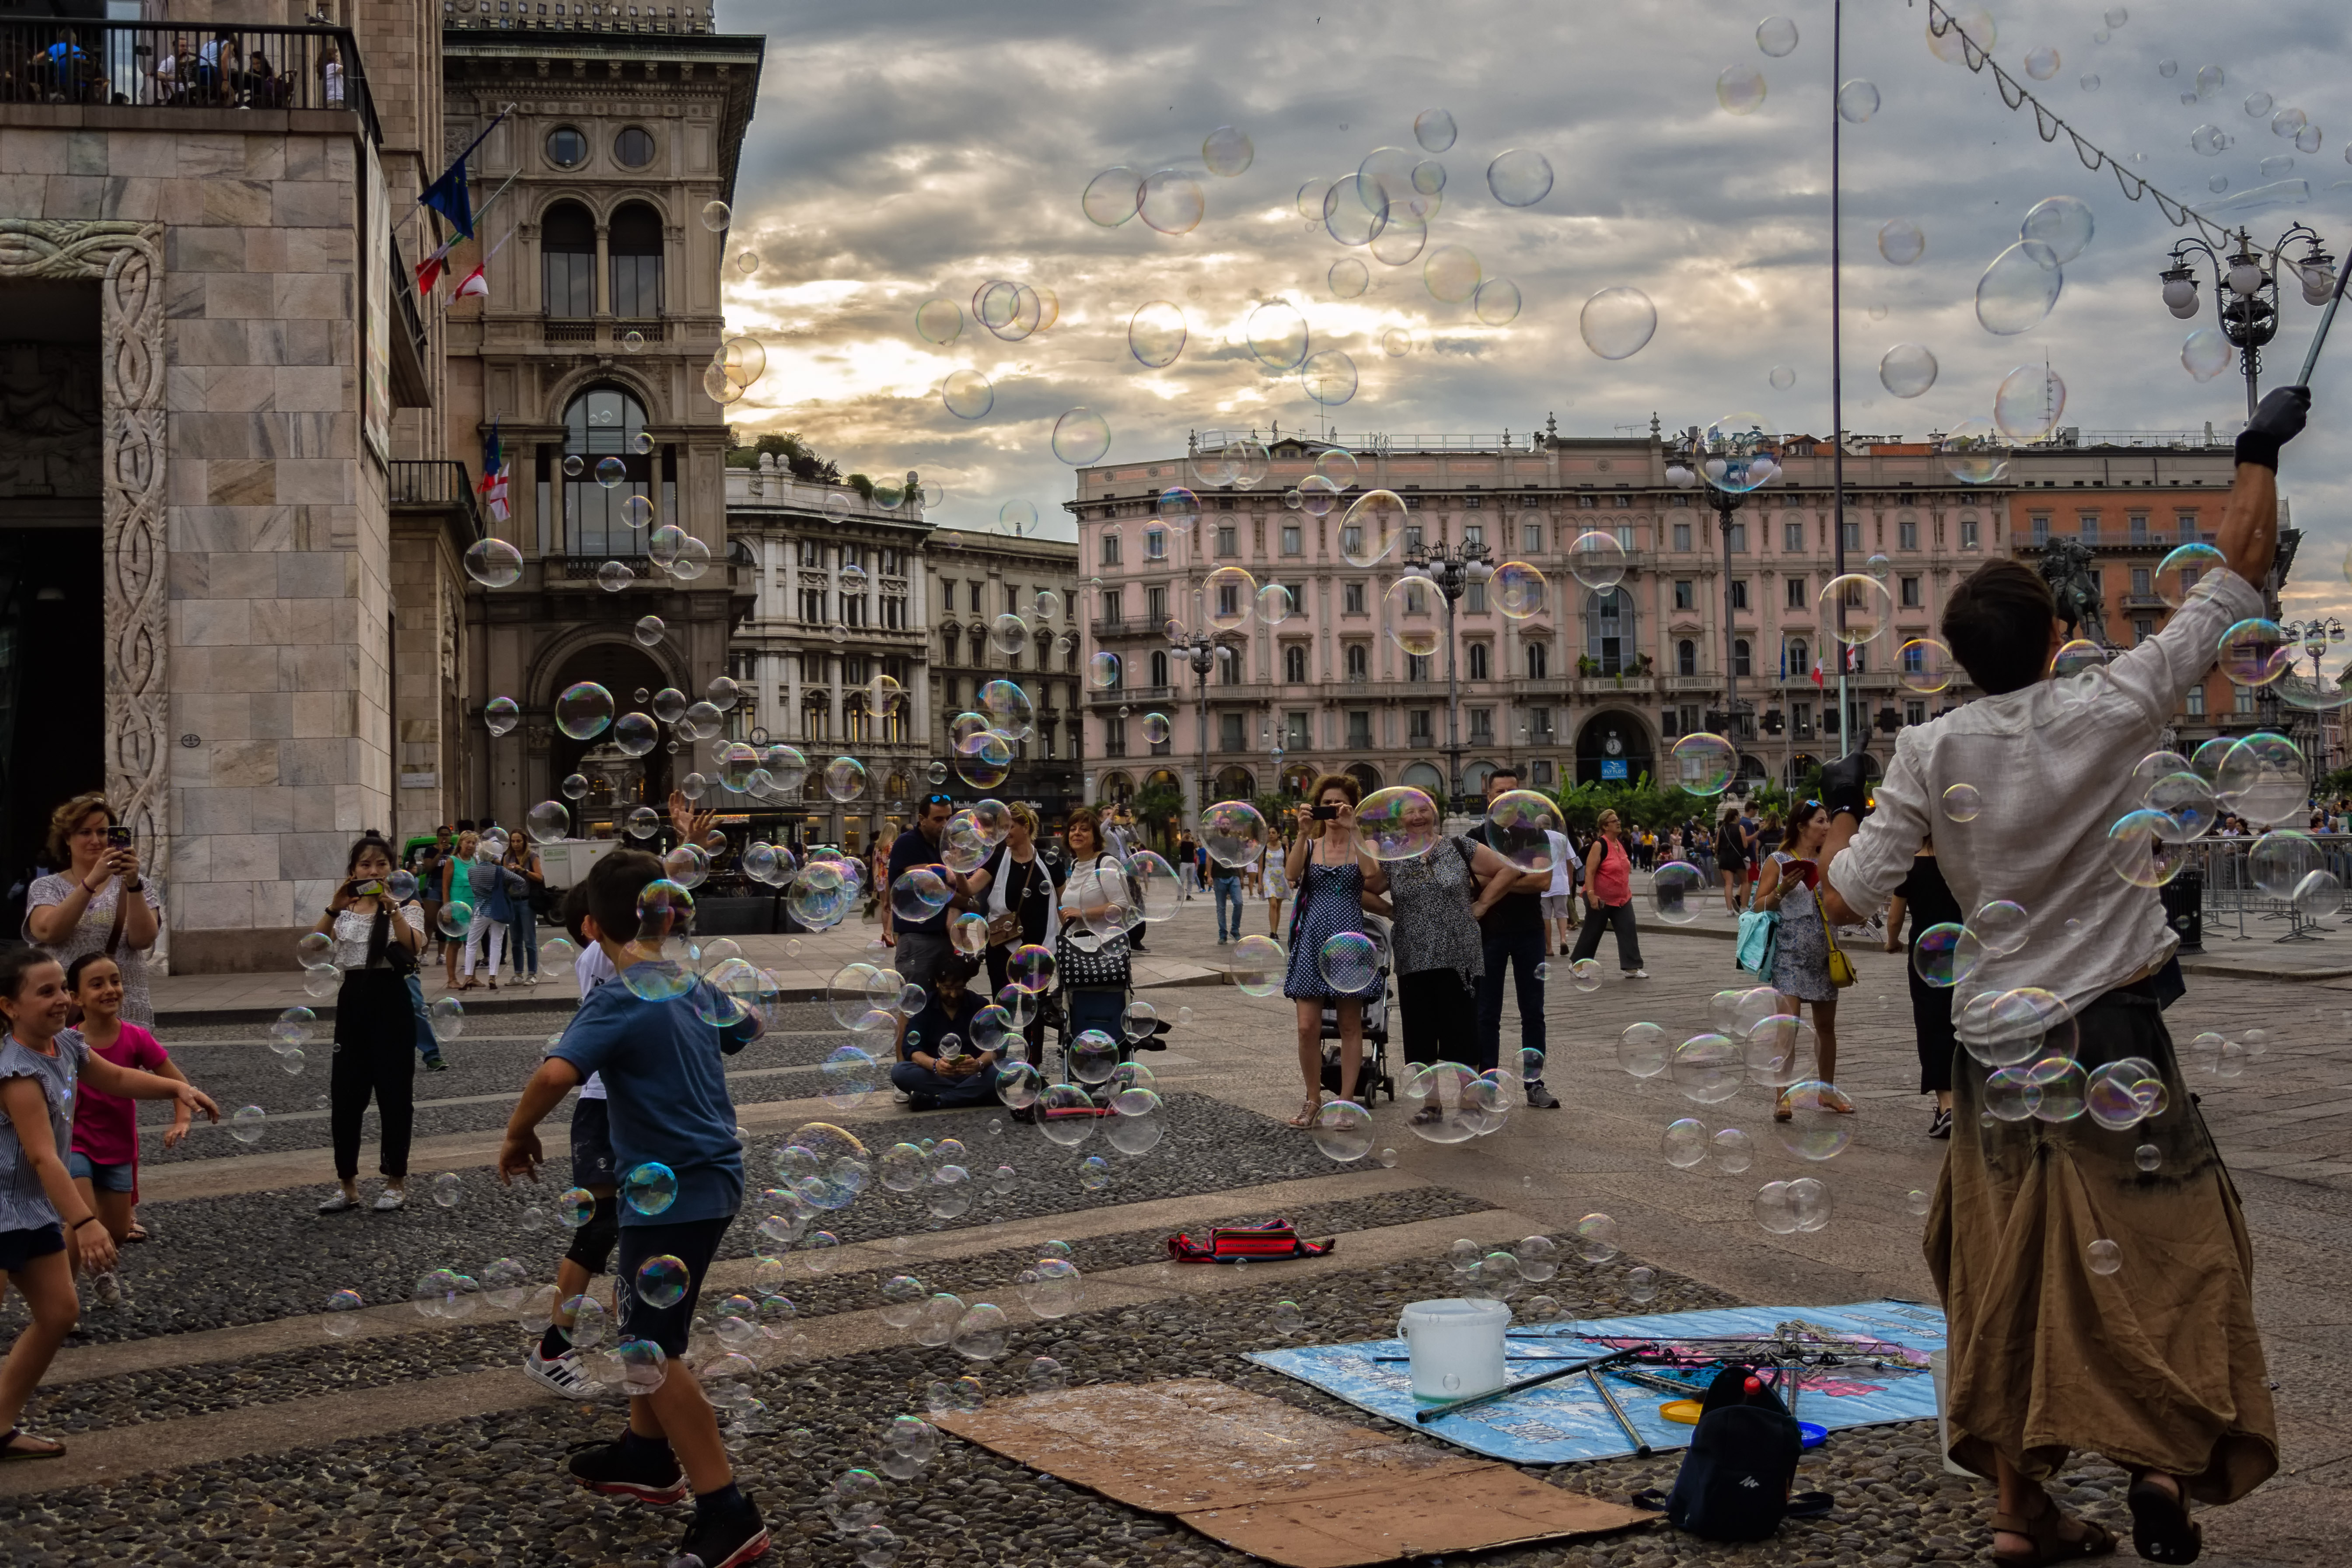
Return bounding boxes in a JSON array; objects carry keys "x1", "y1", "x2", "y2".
[{"x1": 1309, "y1": 804, "x2": 1340, "y2": 821}]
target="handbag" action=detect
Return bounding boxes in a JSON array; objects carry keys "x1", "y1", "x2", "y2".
[
  {"x1": 1822, "y1": 921, "x2": 1857, "y2": 988},
  {"x1": 1735, "y1": 908, "x2": 1779, "y2": 977}
]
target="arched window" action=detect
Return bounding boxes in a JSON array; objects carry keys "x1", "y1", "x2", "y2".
[
  {"x1": 1787, "y1": 638, "x2": 1810, "y2": 678},
  {"x1": 1733, "y1": 638, "x2": 1752, "y2": 678},
  {"x1": 1585, "y1": 587, "x2": 1634, "y2": 673},
  {"x1": 560, "y1": 386, "x2": 658, "y2": 557},
  {"x1": 1345, "y1": 643, "x2": 1368, "y2": 678},
  {"x1": 1524, "y1": 640, "x2": 1547, "y2": 680},
  {"x1": 1676, "y1": 638, "x2": 1697, "y2": 677},
  {"x1": 542, "y1": 201, "x2": 595, "y2": 318},
  {"x1": 1150, "y1": 649, "x2": 1170, "y2": 688},
  {"x1": 609, "y1": 202, "x2": 663, "y2": 320},
  {"x1": 1468, "y1": 643, "x2": 1489, "y2": 681},
  {"x1": 1284, "y1": 644, "x2": 1308, "y2": 683}
]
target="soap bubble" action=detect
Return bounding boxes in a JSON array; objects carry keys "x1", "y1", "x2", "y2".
[
  {"x1": 1670, "y1": 1033, "x2": 1743, "y2": 1104},
  {"x1": 1669, "y1": 733, "x2": 1737, "y2": 796},
  {"x1": 940, "y1": 369, "x2": 993, "y2": 420},
  {"x1": 1485, "y1": 148, "x2": 1552, "y2": 206},
  {"x1": 1492, "y1": 560, "x2": 1545, "y2": 618},
  {"x1": 1202, "y1": 125, "x2": 1253, "y2": 176},
  {"x1": 1357, "y1": 786, "x2": 1441, "y2": 860},
  {"x1": 1127, "y1": 301, "x2": 1187, "y2": 368},
  {"x1": 464, "y1": 538, "x2": 523, "y2": 588},
  {"x1": 1328, "y1": 256, "x2": 1370, "y2": 299},
  {"x1": 1473, "y1": 277, "x2": 1522, "y2": 326},
  {"x1": 633, "y1": 1254, "x2": 688, "y2": 1310},
  {"x1": 1232, "y1": 933, "x2": 1286, "y2": 997},
  {"x1": 1769, "y1": 364, "x2": 1798, "y2": 391},
  {"x1": 1943, "y1": 783, "x2": 1983, "y2": 822},
  {"x1": 1567, "y1": 531, "x2": 1628, "y2": 590},
  {"x1": 1716, "y1": 65, "x2": 1767, "y2": 115},
  {"x1": 1819, "y1": 573, "x2": 1894, "y2": 644},
  {"x1": 2086, "y1": 1238, "x2": 2122, "y2": 1275},
  {"x1": 1877, "y1": 219, "x2": 1926, "y2": 266},
  {"x1": 1082, "y1": 166, "x2": 1141, "y2": 226},
  {"x1": 1775, "y1": 1082, "x2": 1854, "y2": 1160},
  {"x1": 554, "y1": 681, "x2": 614, "y2": 740},
  {"x1": 1309, "y1": 1099, "x2": 1375, "y2": 1162},
  {"x1": 1663, "y1": 1118, "x2": 1708, "y2": 1169},
  {"x1": 1573, "y1": 1213, "x2": 1619, "y2": 1264},
  {"x1": 1139, "y1": 168, "x2": 1205, "y2": 234},
  {"x1": 2020, "y1": 196, "x2": 2094, "y2": 266},
  {"x1": 1618, "y1": 1022, "x2": 1670, "y2": 1078},
  {"x1": 1928, "y1": 5, "x2": 1994, "y2": 64},
  {"x1": 1977, "y1": 243, "x2": 2064, "y2": 335},
  {"x1": 623, "y1": 1161, "x2": 678, "y2": 1217},
  {"x1": 1941, "y1": 419, "x2": 2011, "y2": 485},
  {"x1": 1878, "y1": 342, "x2": 1938, "y2": 398},
  {"x1": 1994, "y1": 364, "x2": 2067, "y2": 443},
  {"x1": 229, "y1": 1104, "x2": 267, "y2": 1144},
  {"x1": 1414, "y1": 108, "x2": 1457, "y2": 152},
  {"x1": 1651, "y1": 861, "x2": 1708, "y2": 924},
  {"x1": 1052, "y1": 409, "x2": 1111, "y2": 465},
  {"x1": 1580, "y1": 286, "x2": 1656, "y2": 359},
  {"x1": 2025, "y1": 45, "x2": 2060, "y2": 80}
]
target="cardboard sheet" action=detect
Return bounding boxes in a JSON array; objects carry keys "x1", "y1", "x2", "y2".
[
  {"x1": 934, "y1": 1379, "x2": 1654, "y2": 1568},
  {"x1": 1248, "y1": 1299, "x2": 1947, "y2": 1467}
]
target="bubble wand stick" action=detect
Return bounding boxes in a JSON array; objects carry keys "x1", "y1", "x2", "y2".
[{"x1": 2295, "y1": 248, "x2": 2352, "y2": 388}]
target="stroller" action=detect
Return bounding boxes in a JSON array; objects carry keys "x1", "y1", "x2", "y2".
[{"x1": 1317, "y1": 914, "x2": 1397, "y2": 1104}]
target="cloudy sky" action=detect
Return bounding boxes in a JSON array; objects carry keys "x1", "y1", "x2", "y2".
[{"x1": 717, "y1": 0, "x2": 2352, "y2": 622}]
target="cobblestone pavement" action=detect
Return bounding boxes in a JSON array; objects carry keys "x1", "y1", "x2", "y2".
[{"x1": 7, "y1": 891, "x2": 2345, "y2": 1566}]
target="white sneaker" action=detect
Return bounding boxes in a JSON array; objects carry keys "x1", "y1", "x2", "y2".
[
  {"x1": 524, "y1": 1345, "x2": 602, "y2": 1400},
  {"x1": 92, "y1": 1272, "x2": 124, "y2": 1307},
  {"x1": 372, "y1": 1188, "x2": 406, "y2": 1212},
  {"x1": 318, "y1": 1191, "x2": 360, "y2": 1214},
  {"x1": 1627, "y1": 969, "x2": 1650, "y2": 979}
]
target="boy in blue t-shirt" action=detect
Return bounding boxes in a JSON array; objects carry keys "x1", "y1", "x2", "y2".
[{"x1": 496, "y1": 849, "x2": 768, "y2": 1568}]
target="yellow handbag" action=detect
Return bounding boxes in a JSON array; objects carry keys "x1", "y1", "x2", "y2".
[{"x1": 1822, "y1": 921, "x2": 1857, "y2": 988}]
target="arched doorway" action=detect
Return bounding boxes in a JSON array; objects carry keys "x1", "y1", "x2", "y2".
[
  {"x1": 544, "y1": 641, "x2": 671, "y2": 834},
  {"x1": 1344, "y1": 762, "x2": 1382, "y2": 795},
  {"x1": 1213, "y1": 765, "x2": 1255, "y2": 800},
  {"x1": 1463, "y1": 759, "x2": 1495, "y2": 796},
  {"x1": 1785, "y1": 752, "x2": 1820, "y2": 787},
  {"x1": 1279, "y1": 762, "x2": 1317, "y2": 797},
  {"x1": 1575, "y1": 709, "x2": 1654, "y2": 786},
  {"x1": 1095, "y1": 770, "x2": 1135, "y2": 805},
  {"x1": 1400, "y1": 761, "x2": 1445, "y2": 796}
]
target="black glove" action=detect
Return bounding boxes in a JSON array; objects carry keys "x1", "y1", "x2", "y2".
[
  {"x1": 1820, "y1": 751, "x2": 1871, "y2": 824},
  {"x1": 2235, "y1": 385, "x2": 2311, "y2": 471}
]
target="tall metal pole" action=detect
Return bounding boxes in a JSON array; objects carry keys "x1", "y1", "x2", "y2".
[
  {"x1": 1443, "y1": 583, "x2": 1463, "y2": 808},
  {"x1": 1831, "y1": 0, "x2": 1852, "y2": 760},
  {"x1": 1719, "y1": 495, "x2": 1737, "y2": 725}
]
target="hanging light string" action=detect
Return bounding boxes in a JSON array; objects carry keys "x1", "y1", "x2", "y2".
[{"x1": 1913, "y1": 0, "x2": 2239, "y2": 251}]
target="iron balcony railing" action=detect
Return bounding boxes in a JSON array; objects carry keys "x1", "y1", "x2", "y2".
[
  {"x1": 0, "y1": 20, "x2": 378, "y2": 138},
  {"x1": 387, "y1": 461, "x2": 486, "y2": 541}
]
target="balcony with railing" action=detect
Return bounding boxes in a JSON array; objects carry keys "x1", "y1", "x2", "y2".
[
  {"x1": 0, "y1": 20, "x2": 380, "y2": 129},
  {"x1": 388, "y1": 460, "x2": 486, "y2": 542}
]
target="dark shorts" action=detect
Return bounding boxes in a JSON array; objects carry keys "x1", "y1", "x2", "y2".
[
  {"x1": 615, "y1": 1215, "x2": 733, "y2": 1358},
  {"x1": 0, "y1": 1222, "x2": 66, "y2": 1275},
  {"x1": 892, "y1": 928, "x2": 954, "y2": 989},
  {"x1": 570, "y1": 1095, "x2": 616, "y2": 1187},
  {"x1": 66, "y1": 1151, "x2": 135, "y2": 1192}
]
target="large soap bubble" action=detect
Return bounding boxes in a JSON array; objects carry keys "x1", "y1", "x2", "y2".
[
  {"x1": 1977, "y1": 243, "x2": 2064, "y2": 335},
  {"x1": 1580, "y1": 286, "x2": 1656, "y2": 360}
]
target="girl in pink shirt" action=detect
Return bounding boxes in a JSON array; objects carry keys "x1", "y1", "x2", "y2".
[{"x1": 66, "y1": 953, "x2": 192, "y2": 1305}]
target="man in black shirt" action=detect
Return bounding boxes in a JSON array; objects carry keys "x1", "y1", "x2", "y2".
[
  {"x1": 889, "y1": 956, "x2": 999, "y2": 1110},
  {"x1": 1465, "y1": 767, "x2": 1560, "y2": 1110}
]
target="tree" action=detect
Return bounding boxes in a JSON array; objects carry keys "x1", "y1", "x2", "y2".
[
  {"x1": 1132, "y1": 782, "x2": 1186, "y2": 850},
  {"x1": 725, "y1": 430, "x2": 841, "y2": 482}
]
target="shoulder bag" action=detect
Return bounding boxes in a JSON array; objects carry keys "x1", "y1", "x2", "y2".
[
  {"x1": 1821, "y1": 920, "x2": 1857, "y2": 988},
  {"x1": 1735, "y1": 907, "x2": 1779, "y2": 978}
]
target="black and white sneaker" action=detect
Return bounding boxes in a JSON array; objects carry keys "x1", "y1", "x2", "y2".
[
  {"x1": 525, "y1": 1346, "x2": 600, "y2": 1401},
  {"x1": 568, "y1": 1437, "x2": 688, "y2": 1505},
  {"x1": 1524, "y1": 1083, "x2": 1561, "y2": 1111},
  {"x1": 1928, "y1": 1107, "x2": 1952, "y2": 1140},
  {"x1": 672, "y1": 1496, "x2": 771, "y2": 1568}
]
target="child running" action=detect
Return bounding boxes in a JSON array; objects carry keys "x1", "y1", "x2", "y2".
[
  {"x1": 0, "y1": 946, "x2": 218, "y2": 1460},
  {"x1": 64, "y1": 953, "x2": 196, "y2": 1307},
  {"x1": 496, "y1": 849, "x2": 769, "y2": 1568}
]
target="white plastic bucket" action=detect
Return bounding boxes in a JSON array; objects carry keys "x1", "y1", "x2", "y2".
[
  {"x1": 1397, "y1": 1298, "x2": 1510, "y2": 1402},
  {"x1": 1927, "y1": 1349, "x2": 1975, "y2": 1476}
]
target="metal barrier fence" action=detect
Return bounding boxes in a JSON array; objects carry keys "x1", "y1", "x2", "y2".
[{"x1": 2174, "y1": 832, "x2": 2352, "y2": 946}]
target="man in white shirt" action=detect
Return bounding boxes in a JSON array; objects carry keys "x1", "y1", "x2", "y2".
[
  {"x1": 1812, "y1": 386, "x2": 2306, "y2": 1568},
  {"x1": 1541, "y1": 828, "x2": 1582, "y2": 956}
]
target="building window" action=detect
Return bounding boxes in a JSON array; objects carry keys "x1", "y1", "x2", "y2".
[
  {"x1": 1961, "y1": 516, "x2": 1981, "y2": 550},
  {"x1": 1408, "y1": 709, "x2": 1433, "y2": 743},
  {"x1": 1468, "y1": 708, "x2": 1493, "y2": 742},
  {"x1": 559, "y1": 385, "x2": 657, "y2": 557},
  {"x1": 1468, "y1": 643, "x2": 1489, "y2": 681},
  {"x1": 1532, "y1": 759, "x2": 1554, "y2": 786},
  {"x1": 1216, "y1": 524, "x2": 1237, "y2": 556},
  {"x1": 1784, "y1": 576, "x2": 1806, "y2": 610},
  {"x1": 1341, "y1": 524, "x2": 1363, "y2": 559},
  {"x1": 1407, "y1": 653, "x2": 1431, "y2": 682},
  {"x1": 2129, "y1": 513, "x2": 2149, "y2": 544},
  {"x1": 1662, "y1": 708, "x2": 1683, "y2": 739},
  {"x1": 2030, "y1": 514, "x2": 2051, "y2": 544},
  {"x1": 1104, "y1": 714, "x2": 1127, "y2": 755},
  {"x1": 1345, "y1": 643, "x2": 1368, "y2": 678},
  {"x1": 1783, "y1": 520, "x2": 1804, "y2": 552},
  {"x1": 1674, "y1": 579, "x2": 1694, "y2": 610},
  {"x1": 1282, "y1": 524, "x2": 1302, "y2": 555},
  {"x1": 1674, "y1": 521, "x2": 1692, "y2": 552},
  {"x1": 1146, "y1": 528, "x2": 1166, "y2": 560},
  {"x1": 1101, "y1": 532, "x2": 1121, "y2": 566},
  {"x1": 1523, "y1": 521, "x2": 1544, "y2": 552},
  {"x1": 1214, "y1": 577, "x2": 1243, "y2": 625},
  {"x1": 1525, "y1": 641, "x2": 1548, "y2": 679},
  {"x1": 1346, "y1": 710, "x2": 1373, "y2": 748},
  {"x1": 1786, "y1": 637, "x2": 1810, "y2": 678},
  {"x1": 541, "y1": 200, "x2": 595, "y2": 316},
  {"x1": 1404, "y1": 524, "x2": 1424, "y2": 552},
  {"x1": 1146, "y1": 585, "x2": 1167, "y2": 625},
  {"x1": 2134, "y1": 616, "x2": 2154, "y2": 643},
  {"x1": 1899, "y1": 517, "x2": 1918, "y2": 549},
  {"x1": 1466, "y1": 582, "x2": 1488, "y2": 613},
  {"x1": 1729, "y1": 580, "x2": 1749, "y2": 611},
  {"x1": 1586, "y1": 587, "x2": 1632, "y2": 674},
  {"x1": 1898, "y1": 640, "x2": 1929, "y2": 682},
  {"x1": 2186, "y1": 684, "x2": 2205, "y2": 718},
  {"x1": 1286, "y1": 711, "x2": 1311, "y2": 748},
  {"x1": 1899, "y1": 575, "x2": 1921, "y2": 608},
  {"x1": 1905, "y1": 699, "x2": 1927, "y2": 726},
  {"x1": 1464, "y1": 495, "x2": 1481, "y2": 509},
  {"x1": 1100, "y1": 586, "x2": 1124, "y2": 625},
  {"x1": 1842, "y1": 517, "x2": 1863, "y2": 550},
  {"x1": 2176, "y1": 513, "x2": 2198, "y2": 541},
  {"x1": 1284, "y1": 644, "x2": 1308, "y2": 682},
  {"x1": 608, "y1": 202, "x2": 663, "y2": 318},
  {"x1": 545, "y1": 126, "x2": 587, "y2": 168},
  {"x1": 1530, "y1": 705, "x2": 1555, "y2": 744},
  {"x1": 1728, "y1": 522, "x2": 1747, "y2": 553},
  {"x1": 2234, "y1": 684, "x2": 2254, "y2": 715},
  {"x1": 2079, "y1": 515, "x2": 2100, "y2": 544},
  {"x1": 1733, "y1": 638, "x2": 1752, "y2": 678},
  {"x1": 801, "y1": 587, "x2": 826, "y2": 623},
  {"x1": 1150, "y1": 649, "x2": 1169, "y2": 686},
  {"x1": 613, "y1": 126, "x2": 656, "y2": 168},
  {"x1": 1220, "y1": 712, "x2": 1245, "y2": 751},
  {"x1": 1677, "y1": 638, "x2": 1696, "y2": 677},
  {"x1": 1342, "y1": 582, "x2": 1366, "y2": 615},
  {"x1": 1464, "y1": 524, "x2": 1484, "y2": 548}
]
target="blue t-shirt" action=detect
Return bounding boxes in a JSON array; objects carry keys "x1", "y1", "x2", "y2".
[
  {"x1": 886, "y1": 825, "x2": 951, "y2": 936},
  {"x1": 550, "y1": 971, "x2": 749, "y2": 1226}
]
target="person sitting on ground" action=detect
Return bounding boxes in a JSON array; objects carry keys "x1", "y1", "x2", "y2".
[
  {"x1": 496, "y1": 848, "x2": 771, "y2": 1568},
  {"x1": 1809, "y1": 385, "x2": 2309, "y2": 1568},
  {"x1": 888, "y1": 955, "x2": 999, "y2": 1111}
]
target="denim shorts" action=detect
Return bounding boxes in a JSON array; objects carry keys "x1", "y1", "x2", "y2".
[{"x1": 67, "y1": 1151, "x2": 136, "y2": 1193}]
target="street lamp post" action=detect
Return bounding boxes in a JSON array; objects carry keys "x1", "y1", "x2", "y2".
[
  {"x1": 1167, "y1": 628, "x2": 1219, "y2": 825},
  {"x1": 2279, "y1": 617, "x2": 2345, "y2": 782},
  {"x1": 1401, "y1": 538, "x2": 1492, "y2": 810},
  {"x1": 2159, "y1": 224, "x2": 2335, "y2": 421}
]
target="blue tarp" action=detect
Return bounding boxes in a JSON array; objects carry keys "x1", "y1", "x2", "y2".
[{"x1": 1246, "y1": 1299, "x2": 1947, "y2": 1467}]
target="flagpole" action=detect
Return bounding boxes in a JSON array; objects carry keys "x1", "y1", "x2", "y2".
[{"x1": 1831, "y1": 0, "x2": 1852, "y2": 764}]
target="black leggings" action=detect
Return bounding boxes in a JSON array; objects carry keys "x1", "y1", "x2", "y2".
[
  {"x1": 1570, "y1": 899, "x2": 1644, "y2": 971},
  {"x1": 330, "y1": 968, "x2": 417, "y2": 1180}
]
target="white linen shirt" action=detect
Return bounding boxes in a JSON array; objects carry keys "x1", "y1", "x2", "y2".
[{"x1": 1826, "y1": 566, "x2": 2265, "y2": 1042}]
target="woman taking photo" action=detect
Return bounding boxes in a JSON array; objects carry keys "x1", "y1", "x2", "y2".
[
  {"x1": 1358, "y1": 793, "x2": 1517, "y2": 1092},
  {"x1": 1567, "y1": 810, "x2": 1647, "y2": 979},
  {"x1": 312, "y1": 834, "x2": 427, "y2": 1213},
  {"x1": 0, "y1": 946, "x2": 217, "y2": 1460},
  {"x1": 23, "y1": 793, "x2": 163, "y2": 1028},
  {"x1": 1753, "y1": 801, "x2": 1852, "y2": 1117},
  {"x1": 966, "y1": 802, "x2": 1062, "y2": 1065},
  {"x1": 1279, "y1": 775, "x2": 1380, "y2": 1125}
]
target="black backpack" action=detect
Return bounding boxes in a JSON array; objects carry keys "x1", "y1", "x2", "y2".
[{"x1": 1636, "y1": 1365, "x2": 1831, "y2": 1541}]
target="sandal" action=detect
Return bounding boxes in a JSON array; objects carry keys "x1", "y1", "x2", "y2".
[
  {"x1": 1287, "y1": 1096, "x2": 1321, "y2": 1129},
  {"x1": 1991, "y1": 1489, "x2": 2117, "y2": 1568},
  {"x1": 0, "y1": 1428, "x2": 65, "y2": 1462},
  {"x1": 1774, "y1": 1090, "x2": 1794, "y2": 1122},
  {"x1": 2127, "y1": 1473, "x2": 2201, "y2": 1565},
  {"x1": 123, "y1": 1222, "x2": 150, "y2": 1244}
]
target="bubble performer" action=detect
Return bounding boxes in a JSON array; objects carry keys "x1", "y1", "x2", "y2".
[
  {"x1": 0, "y1": 945, "x2": 219, "y2": 1460},
  {"x1": 312, "y1": 833, "x2": 429, "y2": 1215},
  {"x1": 496, "y1": 848, "x2": 770, "y2": 1568},
  {"x1": 1809, "y1": 387, "x2": 2309, "y2": 1568}
]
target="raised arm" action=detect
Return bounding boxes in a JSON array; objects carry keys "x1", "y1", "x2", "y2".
[
  {"x1": 80, "y1": 1052, "x2": 220, "y2": 1124},
  {"x1": 2218, "y1": 387, "x2": 2308, "y2": 583}
]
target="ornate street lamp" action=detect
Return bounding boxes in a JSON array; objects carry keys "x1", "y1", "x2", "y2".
[
  {"x1": 2159, "y1": 224, "x2": 2334, "y2": 420},
  {"x1": 1400, "y1": 537, "x2": 1492, "y2": 810}
]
